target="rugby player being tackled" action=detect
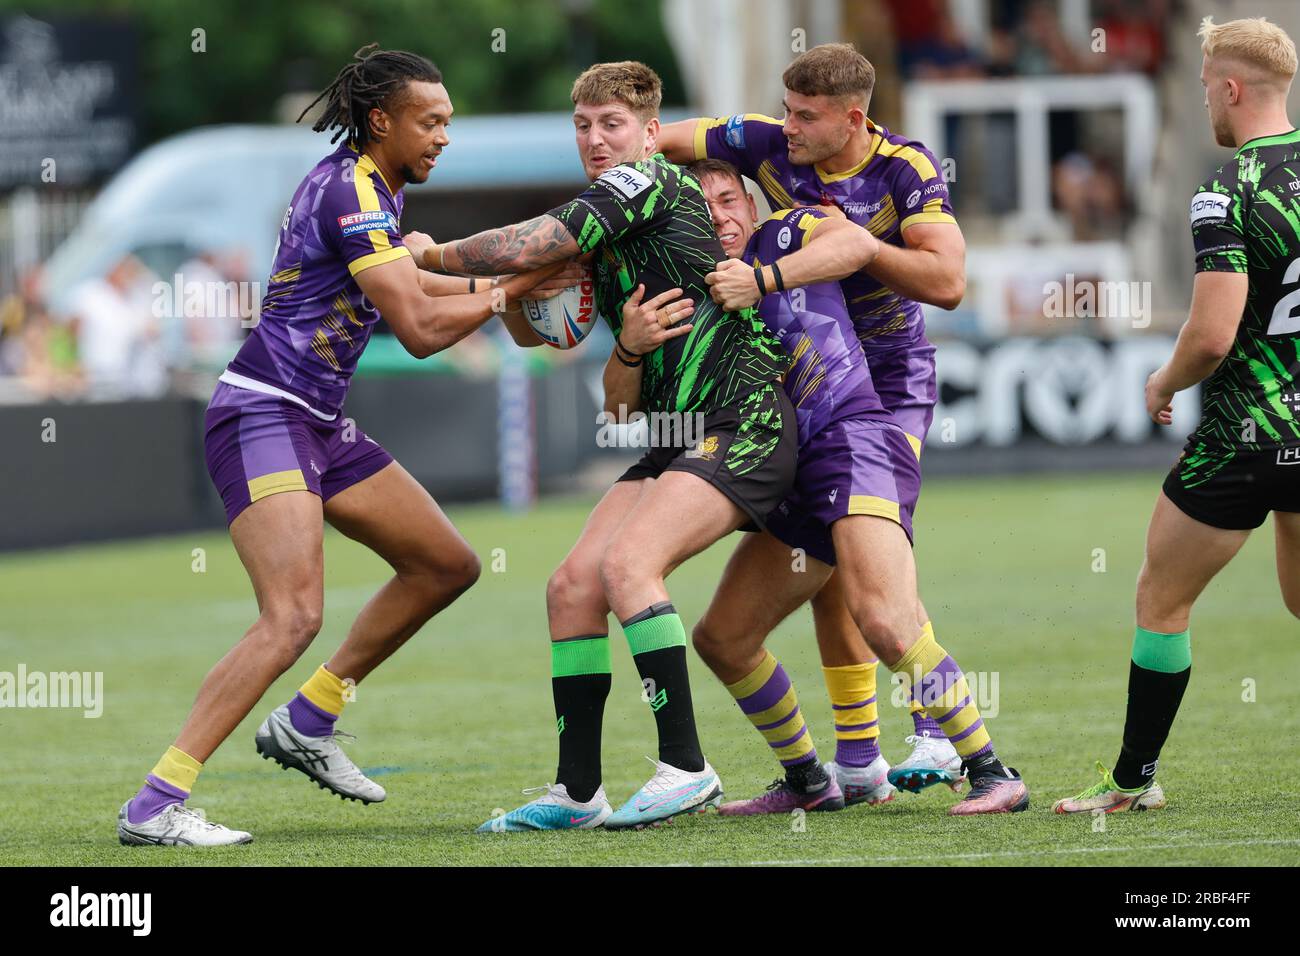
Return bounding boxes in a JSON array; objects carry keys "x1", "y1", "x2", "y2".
[{"x1": 407, "y1": 62, "x2": 798, "y2": 831}]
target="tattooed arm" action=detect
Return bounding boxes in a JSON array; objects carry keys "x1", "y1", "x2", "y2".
[{"x1": 425, "y1": 215, "x2": 580, "y2": 276}]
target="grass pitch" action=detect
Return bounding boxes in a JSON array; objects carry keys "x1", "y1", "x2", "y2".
[{"x1": 2, "y1": 470, "x2": 1297, "y2": 867}]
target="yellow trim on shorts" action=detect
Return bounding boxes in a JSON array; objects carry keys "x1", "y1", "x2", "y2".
[
  {"x1": 248, "y1": 468, "x2": 308, "y2": 503},
  {"x1": 847, "y1": 495, "x2": 901, "y2": 524},
  {"x1": 904, "y1": 432, "x2": 923, "y2": 459}
]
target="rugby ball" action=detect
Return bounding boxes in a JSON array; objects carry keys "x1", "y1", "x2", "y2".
[{"x1": 520, "y1": 265, "x2": 601, "y2": 349}]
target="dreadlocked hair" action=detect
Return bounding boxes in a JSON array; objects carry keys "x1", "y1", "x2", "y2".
[{"x1": 298, "y1": 42, "x2": 442, "y2": 147}]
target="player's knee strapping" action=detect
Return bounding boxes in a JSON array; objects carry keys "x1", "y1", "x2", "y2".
[
  {"x1": 551, "y1": 634, "x2": 612, "y2": 803},
  {"x1": 728, "y1": 650, "x2": 817, "y2": 768},
  {"x1": 822, "y1": 661, "x2": 879, "y2": 767},
  {"x1": 621, "y1": 603, "x2": 704, "y2": 771},
  {"x1": 891, "y1": 622, "x2": 992, "y2": 760},
  {"x1": 1113, "y1": 627, "x2": 1191, "y2": 790}
]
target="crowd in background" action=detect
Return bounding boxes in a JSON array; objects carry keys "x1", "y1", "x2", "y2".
[{"x1": 0, "y1": 248, "x2": 251, "y2": 401}]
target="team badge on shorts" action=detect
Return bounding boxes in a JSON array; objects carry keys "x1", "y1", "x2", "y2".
[{"x1": 687, "y1": 435, "x2": 720, "y2": 460}]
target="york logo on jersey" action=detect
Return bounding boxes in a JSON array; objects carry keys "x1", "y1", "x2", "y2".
[
  {"x1": 597, "y1": 165, "x2": 652, "y2": 198},
  {"x1": 338, "y1": 210, "x2": 397, "y2": 237},
  {"x1": 905, "y1": 189, "x2": 922, "y2": 209},
  {"x1": 778, "y1": 225, "x2": 793, "y2": 249},
  {"x1": 1189, "y1": 191, "x2": 1230, "y2": 225}
]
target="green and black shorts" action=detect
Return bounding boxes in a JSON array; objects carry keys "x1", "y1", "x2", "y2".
[{"x1": 618, "y1": 383, "x2": 797, "y2": 531}]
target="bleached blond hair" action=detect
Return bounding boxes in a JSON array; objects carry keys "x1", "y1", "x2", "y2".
[{"x1": 1199, "y1": 16, "x2": 1297, "y2": 89}]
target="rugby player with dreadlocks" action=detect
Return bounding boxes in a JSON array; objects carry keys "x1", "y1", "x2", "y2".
[{"x1": 116, "y1": 44, "x2": 562, "y2": 847}]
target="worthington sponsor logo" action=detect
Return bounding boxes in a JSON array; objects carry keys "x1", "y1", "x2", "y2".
[
  {"x1": 0, "y1": 664, "x2": 102, "y2": 717},
  {"x1": 49, "y1": 886, "x2": 151, "y2": 936}
]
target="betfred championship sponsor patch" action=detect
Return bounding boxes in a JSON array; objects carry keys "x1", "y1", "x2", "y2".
[{"x1": 338, "y1": 210, "x2": 398, "y2": 237}]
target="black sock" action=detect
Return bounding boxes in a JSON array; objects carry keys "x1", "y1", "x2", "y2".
[
  {"x1": 964, "y1": 751, "x2": 1006, "y2": 779},
  {"x1": 551, "y1": 635, "x2": 612, "y2": 804},
  {"x1": 553, "y1": 675, "x2": 610, "y2": 803},
  {"x1": 622, "y1": 603, "x2": 705, "y2": 773},
  {"x1": 786, "y1": 757, "x2": 829, "y2": 792},
  {"x1": 1113, "y1": 660, "x2": 1191, "y2": 789}
]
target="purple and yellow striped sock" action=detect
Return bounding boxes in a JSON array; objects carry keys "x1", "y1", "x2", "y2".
[
  {"x1": 822, "y1": 662, "x2": 880, "y2": 767},
  {"x1": 288, "y1": 663, "x2": 348, "y2": 737},
  {"x1": 127, "y1": 745, "x2": 201, "y2": 824},
  {"x1": 890, "y1": 623, "x2": 992, "y2": 761},
  {"x1": 909, "y1": 699, "x2": 944, "y2": 738},
  {"x1": 726, "y1": 650, "x2": 817, "y2": 770}
]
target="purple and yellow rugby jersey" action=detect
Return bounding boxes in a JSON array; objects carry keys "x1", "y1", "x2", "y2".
[
  {"x1": 744, "y1": 207, "x2": 891, "y2": 447},
  {"x1": 695, "y1": 114, "x2": 954, "y2": 353},
  {"x1": 223, "y1": 143, "x2": 410, "y2": 419}
]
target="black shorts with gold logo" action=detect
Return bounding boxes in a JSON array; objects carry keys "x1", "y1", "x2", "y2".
[{"x1": 617, "y1": 383, "x2": 797, "y2": 530}]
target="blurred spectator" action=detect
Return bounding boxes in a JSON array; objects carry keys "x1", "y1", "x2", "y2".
[
  {"x1": 1014, "y1": 0, "x2": 1092, "y2": 75},
  {"x1": 171, "y1": 246, "x2": 253, "y2": 369},
  {"x1": 0, "y1": 266, "x2": 80, "y2": 398},
  {"x1": 63, "y1": 254, "x2": 168, "y2": 398},
  {"x1": 1052, "y1": 150, "x2": 1127, "y2": 239},
  {"x1": 886, "y1": 0, "x2": 984, "y2": 80},
  {"x1": 1096, "y1": 0, "x2": 1170, "y2": 76}
]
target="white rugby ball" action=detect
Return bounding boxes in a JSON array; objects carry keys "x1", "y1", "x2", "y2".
[{"x1": 520, "y1": 265, "x2": 601, "y2": 349}]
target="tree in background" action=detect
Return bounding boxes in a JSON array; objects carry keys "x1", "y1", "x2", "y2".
[{"x1": 0, "y1": 0, "x2": 687, "y2": 147}]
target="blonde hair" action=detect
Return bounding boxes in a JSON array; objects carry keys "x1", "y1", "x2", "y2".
[
  {"x1": 571, "y1": 61, "x2": 662, "y2": 122},
  {"x1": 1199, "y1": 16, "x2": 1297, "y2": 87}
]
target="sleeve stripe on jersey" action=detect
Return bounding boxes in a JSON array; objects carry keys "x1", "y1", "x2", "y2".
[
  {"x1": 700, "y1": 114, "x2": 784, "y2": 161},
  {"x1": 347, "y1": 245, "x2": 411, "y2": 277},
  {"x1": 900, "y1": 198, "x2": 956, "y2": 231},
  {"x1": 693, "y1": 117, "x2": 722, "y2": 160},
  {"x1": 352, "y1": 155, "x2": 395, "y2": 256},
  {"x1": 798, "y1": 213, "x2": 828, "y2": 245}
]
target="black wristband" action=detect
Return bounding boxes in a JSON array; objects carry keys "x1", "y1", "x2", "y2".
[
  {"x1": 468, "y1": 277, "x2": 477, "y2": 294},
  {"x1": 614, "y1": 347, "x2": 642, "y2": 368},
  {"x1": 770, "y1": 260, "x2": 786, "y2": 292},
  {"x1": 754, "y1": 265, "x2": 768, "y2": 297},
  {"x1": 615, "y1": 336, "x2": 642, "y2": 360}
]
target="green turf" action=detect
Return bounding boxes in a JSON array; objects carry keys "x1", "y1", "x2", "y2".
[{"x1": 2, "y1": 470, "x2": 1297, "y2": 866}]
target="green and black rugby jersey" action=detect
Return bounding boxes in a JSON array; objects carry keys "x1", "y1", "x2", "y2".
[
  {"x1": 1190, "y1": 127, "x2": 1300, "y2": 449},
  {"x1": 548, "y1": 153, "x2": 788, "y2": 415}
]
